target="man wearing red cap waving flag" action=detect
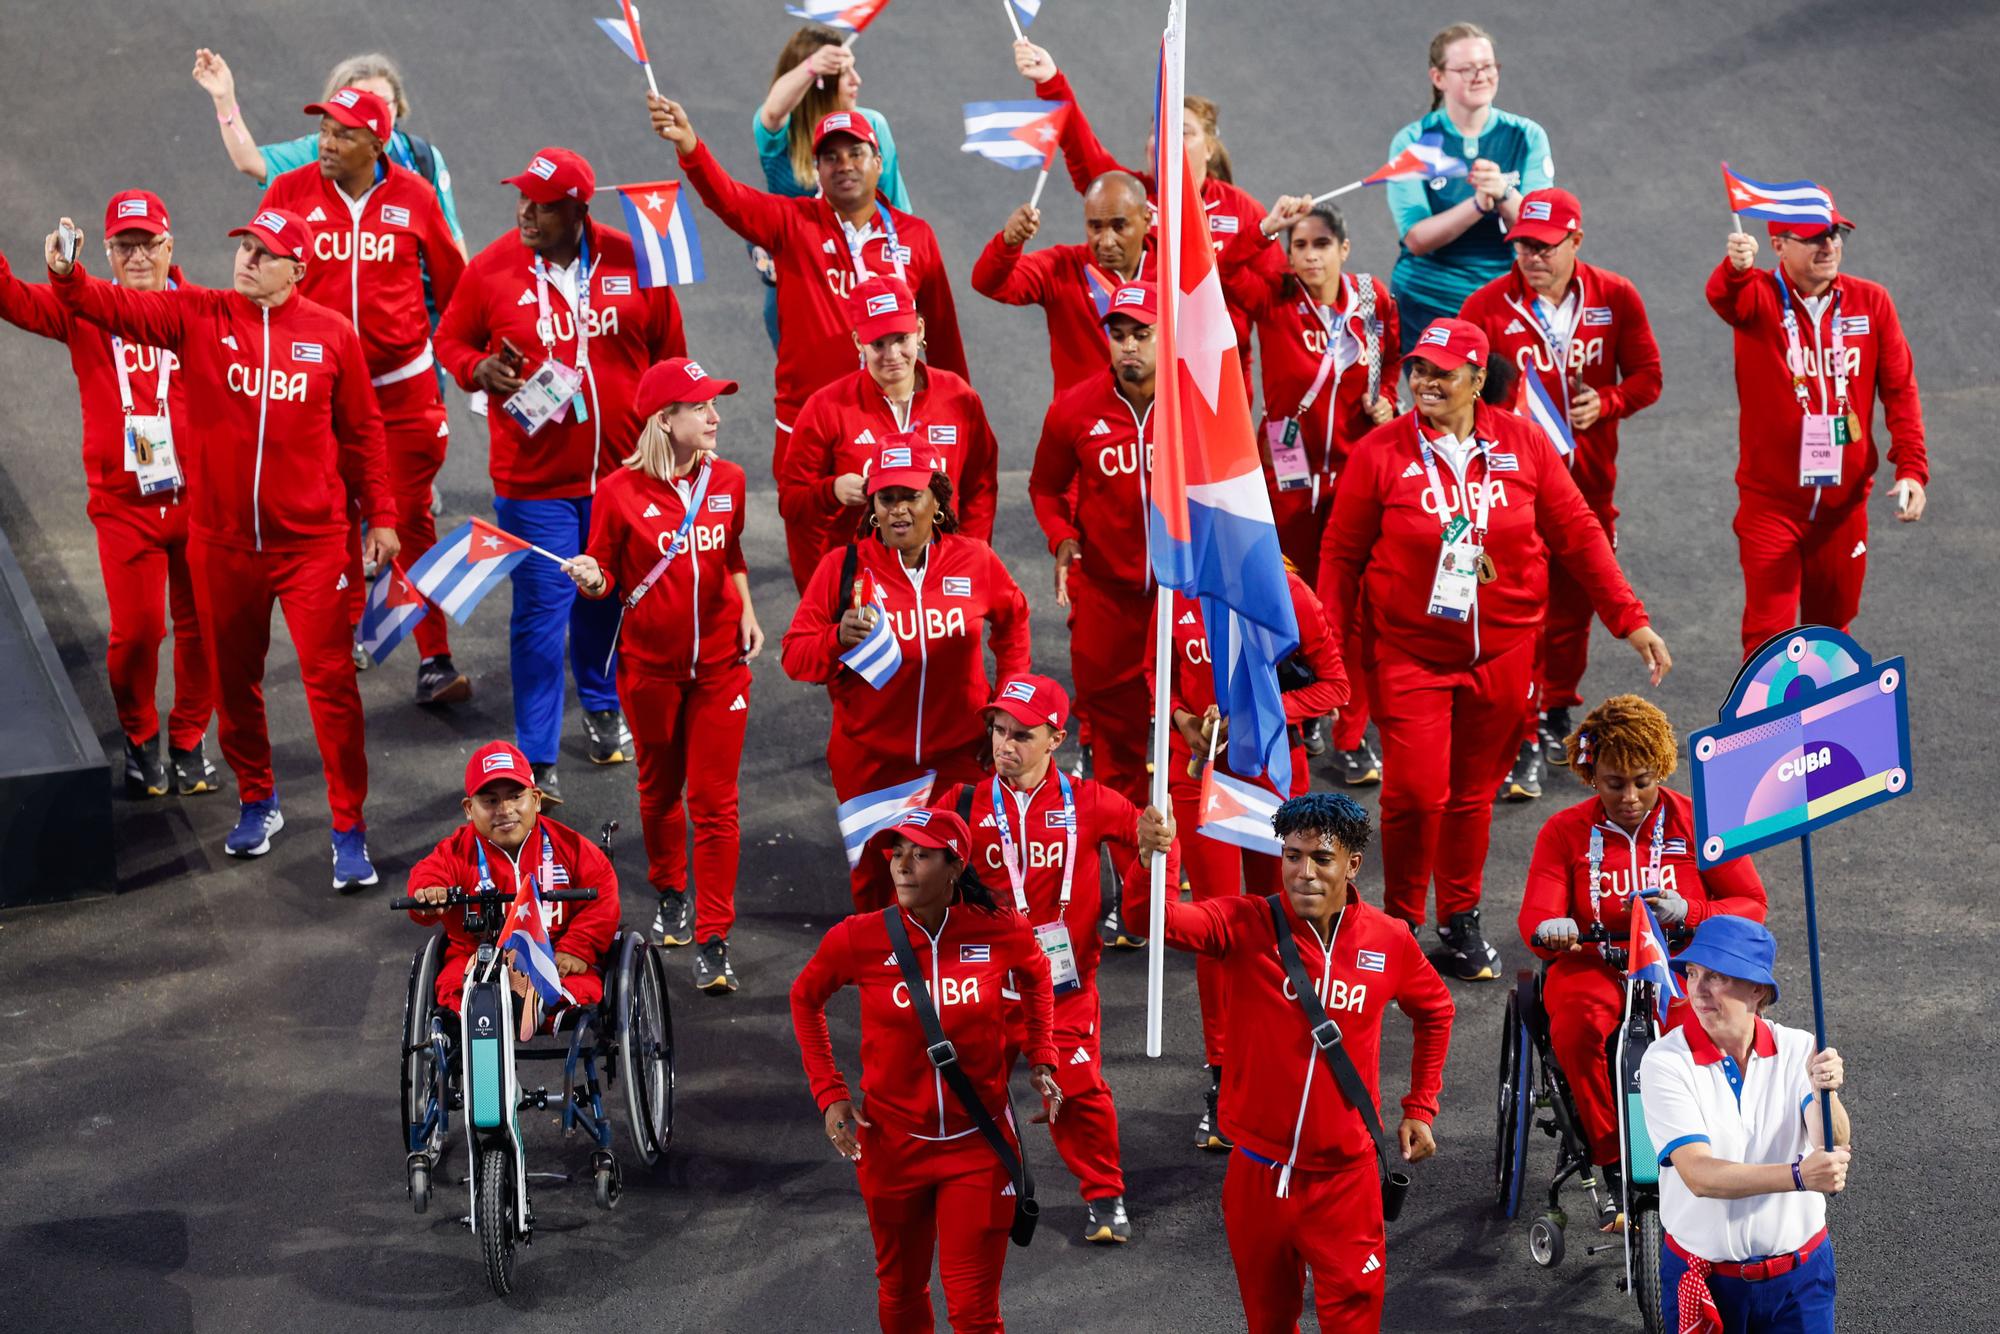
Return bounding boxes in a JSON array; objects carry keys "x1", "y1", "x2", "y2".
[{"x1": 47, "y1": 206, "x2": 395, "y2": 887}]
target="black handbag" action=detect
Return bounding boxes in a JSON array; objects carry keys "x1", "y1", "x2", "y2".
[
  {"x1": 882, "y1": 907, "x2": 1039, "y2": 1246},
  {"x1": 1263, "y1": 895, "x2": 1412, "y2": 1221}
]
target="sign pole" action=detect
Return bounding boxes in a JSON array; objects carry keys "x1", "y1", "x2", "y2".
[{"x1": 1798, "y1": 831, "x2": 1837, "y2": 1149}]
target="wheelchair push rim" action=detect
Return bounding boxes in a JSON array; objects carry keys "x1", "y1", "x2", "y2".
[
  {"x1": 1493, "y1": 986, "x2": 1532, "y2": 1218},
  {"x1": 618, "y1": 934, "x2": 675, "y2": 1166}
]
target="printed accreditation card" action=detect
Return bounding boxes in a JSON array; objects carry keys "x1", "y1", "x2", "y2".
[{"x1": 1426, "y1": 515, "x2": 1479, "y2": 622}]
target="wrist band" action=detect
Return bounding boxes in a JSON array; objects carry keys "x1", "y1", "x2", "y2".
[
  {"x1": 1473, "y1": 194, "x2": 1494, "y2": 216},
  {"x1": 1790, "y1": 1156, "x2": 1805, "y2": 1192},
  {"x1": 217, "y1": 102, "x2": 239, "y2": 125}
]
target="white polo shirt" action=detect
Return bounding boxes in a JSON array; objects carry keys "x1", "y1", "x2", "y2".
[{"x1": 1640, "y1": 1016, "x2": 1826, "y2": 1262}]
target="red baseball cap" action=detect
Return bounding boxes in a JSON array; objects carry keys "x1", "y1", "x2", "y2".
[
  {"x1": 634, "y1": 357, "x2": 740, "y2": 420},
  {"x1": 863, "y1": 434, "x2": 937, "y2": 496},
  {"x1": 103, "y1": 190, "x2": 170, "y2": 238},
  {"x1": 464, "y1": 740, "x2": 534, "y2": 796},
  {"x1": 304, "y1": 86, "x2": 394, "y2": 141},
  {"x1": 1408, "y1": 318, "x2": 1489, "y2": 372},
  {"x1": 812, "y1": 110, "x2": 879, "y2": 153},
  {"x1": 1768, "y1": 196, "x2": 1855, "y2": 240},
  {"x1": 986, "y1": 674, "x2": 1070, "y2": 731},
  {"x1": 876, "y1": 807, "x2": 972, "y2": 861},
  {"x1": 229, "y1": 207, "x2": 310, "y2": 261},
  {"x1": 1505, "y1": 188, "x2": 1582, "y2": 246},
  {"x1": 1100, "y1": 279, "x2": 1158, "y2": 327},
  {"x1": 849, "y1": 274, "x2": 919, "y2": 342},
  {"x1": 504, "y1": 147, "x2": 596, "y2": 204}
]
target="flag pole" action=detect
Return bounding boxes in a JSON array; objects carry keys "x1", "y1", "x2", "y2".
[
  {"x1": 1004, "y1": 0, "x2": 1024, "y2": 42},
  {"x1": 1311, "y1": 179, "x2": 1365, "y2": 205},
  {"x1": 527, "y1": 542, "x2": 575, "y2": 568},
  {"x1": 1799, "y1": 832, "x2": 1837, "y2": 1150},
  {"x1": 630, "y1": 4, "x2": 660, "y2": 96},
  {"x1": 1145, "y1": 583, "x2": 1172, "y2": 1058},
  {"x1": 1028, "y1": 167, "x2": 1050, "y2": 211}
]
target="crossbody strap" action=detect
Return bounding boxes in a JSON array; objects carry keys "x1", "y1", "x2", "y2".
[{"x1": 1264, "y1": 895, "x2": 1389, "y2": 1172}]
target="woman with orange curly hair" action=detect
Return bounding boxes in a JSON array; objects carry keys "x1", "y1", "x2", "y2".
[{"x1": 1515, "y1": 695, "x2": 1768, "y2": 1201}]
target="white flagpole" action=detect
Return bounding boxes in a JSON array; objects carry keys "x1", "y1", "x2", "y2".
[
  {"x1": 528, "y1": 542, "x2": 574, "y2": 568},
  {"x1": 1028, "y1": 166, "x2": 1050, "y2": 210},
  {"x1": 1732, "y1": 212, "x2": 1743, "y2": 233},
  {"x1": 630, "y1": 5, "x2": 661, "y2": 96},
  {"x1": 1004, "y1": 0, "x2": 1025, "y2": 42},
  {"x1": 1311, "y1": 179, "x2": 1365, "y2": 205}
]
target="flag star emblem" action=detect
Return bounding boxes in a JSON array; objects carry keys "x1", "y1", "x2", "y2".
[
  {"x1": 644, "y1": 192, "x2": 666, "y2": 211},
  {"x1": 481, "y1": 535, "x2": 504, "y2": 550}
]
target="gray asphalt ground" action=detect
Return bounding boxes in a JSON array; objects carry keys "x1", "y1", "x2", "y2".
[{"x1": 3, "y1": 1, "x2": 1997, "y2": 1330}]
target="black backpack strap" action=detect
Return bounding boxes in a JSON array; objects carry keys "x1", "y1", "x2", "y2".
[
  {"x1": 834, "y1": 541, "x2": 859, "y2": 621},
  {"x1": 881, "y1": 907, "x2": 1039, "y2": 1245},
  {"x1": 404, "y1": 130, "x2": 439, "y2": 187},
  {"x1": 955, "y1": 781, "x2": 976, "y2": 825}
]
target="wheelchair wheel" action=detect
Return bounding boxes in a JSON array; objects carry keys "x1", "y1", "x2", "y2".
[
  {"x1": 617, "y1": 933, "x2": 675, "y2": 1166},
  {"x1": 1528, "y1": 1213, "x2": 1565, "y2": 1268},
  {"x1": 477, "y1": 1146, "x2": 518, "y2": 1297},
  {"x1": 408, "y1": 1158, "x2": 431, "y2": 1215},
  {"x1": 1492, "y1": 986, "x2": 1532, "y2": 1218},
  {"x1": 1633, "y1": 1208, "x2": 1666, "y2": 1334},
  {"x1": 401, "y1": 934, "x2": 447, "y2": 1159}
]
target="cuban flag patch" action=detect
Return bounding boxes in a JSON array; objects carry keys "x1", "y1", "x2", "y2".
[
  {"x1": 941, "y1": 576, "x2": 972, "y2": 597},
  {"x1": 291, "y1": 342, "x2": 324, "y2": 364},
  {"x1": 380, "y1": 204, "x2": 411, "y2": 227},
  {"x1": 1045, "y1": 808, "x2": 1075, "y2": 830},
  {"x1": 928, "y1": 425, "x2": 958, "y2": 446},
  {"x1": 708, "y1": 494, "x2": 733, "y2": 512},
  {"x1": 1417, "y1": 325, "x2": 1452, "y2": 348},
  {"x1": 1356, "y1": 949, "x2": 1387, "y2": 973},
  {"x1": 529, "y1": 155, "x2": 558, "y2": 180},
  {"x1": 959, "y1": 943, "x2": 991, "y2": 962},
  {"x1": 118, "y1": 198, "x2": 150, "y2": 219},
  {"x1": 882, "y1": 446, "x2": 912, "y2": 469},
  {"x1": 482, "y1": 750, "x2": 520, "y2": 775},
  {"x1": 1484, "y1": 451, "x2": 1519, "y2": 472},
  {"x1": 885, "y1": 243, "x2": 912, "y2": 265},
  {"x1": 1210, "y1": 214, "x2": 1239, "y2": 234},
  {"x1": 1837, "y1": 315, "x2": 1871, "y2": 336},
  {"x1": 866, "y1": 292, "x2": 901, "y2": 317},
  {"x1": 1583, "y1": 306, "x2": 1614, "y2": 326},
  {"x1": 1664, "y1": 838, "x2": 1688, "y2": 856},
  {"x1": 1521, "y1": 199, "x2": 1554, "y2": 222},
  {"x1": 1001, "y1": 680, "x2": 1037, "y2": 704},
  {"x1": 601, "y1": 275, "x2": 633, "y2": 296}
]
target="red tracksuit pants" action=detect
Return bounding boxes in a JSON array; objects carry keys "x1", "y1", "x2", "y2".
[
  {"x1": 87, "y1": 491, "x2": 212, "y2": 750},
  {"x1": 1008, "y1": 986, "x2": 1124, "y2": 1201},
  {"x1": 855, "y1": 1124, "x2": 1014, "y2": 1333},
  {"x1": 1371, "y1": 637, "x2": 1534, "y2": 926},
  {"x1": 620, "y1": 659, "x2": 750, "y2": 941},
  {"x1": 1066, "y1": 571, "x2": 1153, "y2": 809},
  {"x1": 345, "y1": 372, "x2": 453, "y2": 658},
  {"x1": 833, "y1": 737, "x2": 986, "y2": 914},
  {"x1": 434, "y1": 946, "x2": 605, "y2": 1012},
  {"x1": 190, "y1": 537, "x2": 369, "y2": 828},
  {"x1": 1733, "y1": 497, "x2": 1869, "y2": 658},
  {"x1": 1544, "y1": 955, "x2": 1625, "y2": 1164},
  {"x1": 1224, "y1": 1149, "x2": 1386, "y2": 1334},
  {"x1": 1170, "y1": 743, "x2": 1305, "y2": 1066}
]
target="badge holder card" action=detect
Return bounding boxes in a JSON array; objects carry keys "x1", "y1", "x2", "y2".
[
  {"x1": 1426, "y1": 515, "x2": 1479, "y2": 622},
  {"x1": 503, "y1": 360, "x2": 583, "y2": 437},
  {"x1": 125, "y1": 415, "x2": 183, "y2": 496},
  {"x1": 1034, "y1": 922, "x2": 1081, "y2": 996},
  {"x1": 1266, "y1": 419, "x2": 1312, "y2": 492},
  {"x1": 1799, "y1": 413, "x2": 1844, "y2": 488}
]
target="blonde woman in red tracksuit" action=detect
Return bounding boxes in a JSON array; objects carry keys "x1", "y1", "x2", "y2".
[
  {"x1": 1317, "y1": 318, "x2": 1671, "y2": 983},
  {"x1": 1156, "y1": 570, "x2": 1348, "y2": 1150},
  {"x1": 792, "y1": 807, "x2": 1063, "y2": 1334},
  {"x1": 1516, "y1": 694, "x2": 1766, "y2": 1217},
  {"x1": 778, "y1": 274, "x2": 999, "y2": 592},
  {"x1": 565, "y1": 358, "x2": 762, "y2": 995},
  {"x1": 1127, "y1": 793, "x2": 1454, "y2": 1333},
  {"x1": 782, "y1": 452, "x2": 1032, "y2": 911}
]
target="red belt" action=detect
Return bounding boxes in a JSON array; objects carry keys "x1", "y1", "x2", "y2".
[{"x1": 1666, "y1": 1226, "x2": 1828, "y2": 1282}]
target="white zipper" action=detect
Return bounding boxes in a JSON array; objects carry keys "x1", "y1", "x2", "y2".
[
  {"x1": 336, "y1": 178, "x2": 379, "y2": 336},
  {"x1": 902, "y1": 556, "x2": 930, "y2": 764},
  {"x1": 678, "y1": 476, "x2": 701, "y2": 678},
  {"x1": 252, "y1": 306, "x2": 271, "y2": 551},
  {"x1": 1433, "y1": 441, "x2": 1482, "y2": 663},
  {"x1": 1277, "y1": 910, "x2": 1343, "y2": 1197},
  {"x1": 1119, "y1": 392, "x2": 1156, "y2": 584},
  {"x1": 911, "y1": 907, "x2": 950, "y2": 1135}
]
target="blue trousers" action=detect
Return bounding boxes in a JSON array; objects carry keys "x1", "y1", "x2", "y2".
[
  {"x1": 491, "y1": 494, "x2": 621, "y2": 764},
  {"x1": 1659, "y1": 1235, "x2": 1835, "y2": 1334}
]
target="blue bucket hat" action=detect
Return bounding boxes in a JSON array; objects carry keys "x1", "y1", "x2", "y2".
[{"x1": 1671, "y1": 914, "x2": 1779, "y2": 1003}]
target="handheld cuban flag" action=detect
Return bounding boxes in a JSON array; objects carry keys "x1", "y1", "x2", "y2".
[
  {"x1": 787, "y1": 0, "x2": 891, "y2": 35},
  {"x1": 1719, "y1": 162, "x2": 1833, "y2": 227},
  {"x1": 596, "y1": 1, "x2": 660, "y2": 94},
  {"x1": 501, "y1": 867, "x2": 574, "y2": 1010},
  {"x1": 1520, "y1": 368, "x2": 1577, "y2": 461},
  {"x1": 1364, "y1": 133, "x2": 1470, "y2": 186},
  {"x1": 1196, "y1": 763, "x2": 1284, "y2": 855},
  {"x1": 961, "y1": 100, "x2": 1069, "y2": 170},
  {"x1": 407, "y1": 517, "x2": 534, "y2": 625},
  {"x1": 358, "y1": 561, "x2": 429, "y2": 664},
  {"x1": 837, "y1": 771, "x2": 936, "y2": 868},
  {"x1": 839, "y1": 571, "x2": 903, "y2": 689},
  {"x1": 1005, "y1": 0, "x2": 1041, "y2": 38},
  {"x1": 1627, "y1": 892, "x2": 1685, "y2": 1024},
  {"x1": 615, "y1": 181, "x2": 706, "y2": 287}
]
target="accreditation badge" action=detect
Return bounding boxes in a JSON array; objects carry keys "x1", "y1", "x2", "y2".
[
  {"x1": 1034, "y1": 921, "x2": 1081, "y2": 996},
  {"x1": 1799, "y1": 413, "x2": 1843, "y2": 488},
  {"x1": 1426, "y1": 515, "x2": 1479, "y2": 622},
  {"x1": 1266, "y1": 419, "x2": 1312, "y2": 492},
  {"x1": 502, "y1": 358, "x2": 583, "y2": 437},
  {"x1": 124, "y1": 414, "x2": 183, "y2": 495}
]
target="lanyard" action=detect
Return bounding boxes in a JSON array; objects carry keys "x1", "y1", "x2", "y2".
[
  {"x1": 473, "y1": 828, "x2": 555, "y2": 896},
  {"x1": 1416, "y1": 427, "x2": 1492, "y2": 543},
  {"x1": 533, "y1": 232, "x2": 593, "y2": 371},
  {"x1": 622, "y1": 461, "x2": 714, "y2": 611},
  {"x1": 842, "y1": 208, "x2": 908, "y2": 284},
  {"x1": 110, "y1": 336, "x2": 173, "y2": 416},
  {"x1": 1586, "y1": 804, "x2": 1668, "y2": 927},
  {"x1": 989, "y1": 771, "x2": 1077, "y2": 916},
  {"x1": 1511, "y1": 277, "x2": 1585, "y2": 413},
  {"x1": 1774, "y1": 274, "x2": 1847, "y2": 414},
  {"x1": 1293, "y1": 274, "x2": 1357, "y2": 419}
]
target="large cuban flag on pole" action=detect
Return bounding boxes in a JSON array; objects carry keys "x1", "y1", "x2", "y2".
[{"x1": 1143, "y1": 0, "x2": 1298, "y2": 1056}]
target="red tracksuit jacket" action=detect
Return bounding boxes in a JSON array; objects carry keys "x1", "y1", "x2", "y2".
[
  {"x1": 1028, "y1": 369, "x2": 1155, "y2": 591},
  {"x1": 1222, "y1": 265, "x2": 1403, "y2": 483},
  {"x1": 1704, "y1": 260, "x2": 1927, "y2": 516},
  {"x1": 0, "y1": 256, "x2": 196, "y2": 504},
  {"x1": 791, "y1": 903, "x2": 1057, "y2": 1139},
  {"x1": 1518, "y1": 789, "x2": 1767, "y2": 957},
  {"x1": 54, "y1": 266, "x2": 391, "y2": 551},
  {"x1": 582, "y1": 458, "x2": 748, "y2": 680},
  {"x1": 1318, "y1": 404, "x2": 1649, "y2": 670},
  {"x1": 970, "y1": 232, "x2": 1153, "y2": 394},
  {"x1": 259, "y1": 159, "x2": 465, "y2": 379},
  {"x1": 778, "y1": 364, "x2": 999, "y2": 561},
  {"x1": 1458, "y1": 259, "x2": 1662, "y2": 509},
  {"x1": 782, "y1": 534, "x2": 1033, "y2": 776},
  {"x1": 1125, "y1": 877, "x2": 1454, "y2": 1173},
  {"x1": 675, "y1": 141, "x2": 968, "y2": 425},
  {"x1": 406, "y1": 816, "x2": 622, "y2": 986},
  {"x1": 435, "y1": 218, "x2": 686, "y2": 500}
]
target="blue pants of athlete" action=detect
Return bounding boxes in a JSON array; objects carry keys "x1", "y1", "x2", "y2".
[
  {"x1": 491, "y1": 495, "x2": 621, "y2": 764},
  {"x1": 1659, "y1": 1238, "x2": 1835, "y2": 1333}
]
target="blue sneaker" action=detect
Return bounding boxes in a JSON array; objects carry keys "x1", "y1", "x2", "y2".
[
  {"x1": 224, "y1": 798, "x2": 284, "y2": 857},
  {"x1": 332, "y1": 825, "x2": 379, "y2": 893}
]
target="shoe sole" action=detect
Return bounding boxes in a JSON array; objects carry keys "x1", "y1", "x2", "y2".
[
  {"x1": 1082, "y1": 1226, "x2": 1130, "y2": 1244},
  {"x1": 415, "y1": 676, "x2": 472, "y2": 707},
  {"x1": 335, "y1": 869, "x2": 382, "y2": 894},
  {"x1": 696, "y1": 976, "x2": 737, "y2": 994},
  {"x1": 225, "y1": 809, "x2": 285, "y2": 858},
  {"x1": 1109, "y1": 937, "x2": 1147, "y2": 950},
  {"x1": 1196, "y1": 1136, "x2": 1231, "y2": 1152},
  {"x1": 1504, "y1": 785, "x2": 1541, "y2": 802},
  {"x1": 126, "y1": 778, "x2": 169, "y2": 798},
  {"x1": 176, "y1": 777, "x2": 218, "y2": 796},
  {"x1": 589, "y1": 749, "x2": 627, "y2": 766},
  {"x1": 1342, "y1": 769, "x2": 1382, "y2": 787}
]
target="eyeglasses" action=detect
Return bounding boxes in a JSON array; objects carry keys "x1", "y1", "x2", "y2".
[
  {"x1": 1780, "y1": 229, "x2": 1847, "y2": 249},
  {"x1": 1510, "y1": 237, "x2": 1575, "y2": 256},
  {"x1": 1443, "y1": 61, "x2": 1500, "y2": 79},
  {"x1": 107, "y1": 236, "x2": 170, "y2": 258}
]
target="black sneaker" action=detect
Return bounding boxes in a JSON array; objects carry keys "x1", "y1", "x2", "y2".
[
  {"x1": 1103, "y1": 905, "x2": 1145, "y2": 950},
  {"x1": 1592, "y1": 1161, "x2": 1627, "y2": 1232},
  {"x1": 531, "y1": 762, "x2": 563, "y2": 806},
  {"x1": 1195, "y1": 1066, "x2": 1231, "y2": 1151},
  {"x1": 652, "y1": 890, "x2": 694, "y2": 947},
  {"x1": 169, "y1": 740, "x2": 218, "y2": 795},
  {"x1": 1499, "y1": 739, "x2": 1544, "y2": 801},
  {"x1": 1300, "y1": 715, "x2": 1328, "y2": 758},
  {"x1": 123, "y1": 736, "x2": 168, "y2": 798},
  {"x1": 1436, "y1": 909, "x2": 1501, "y2": 981},
  {"x1": 414, "y1": 655, "x2": 472, "y2": 706},
  {"x1": 1540, "y1": 707, "x2": 1573, "y2": 769},
  {"x1": 583, "y1": 709, "x2": 630, "y2": 765},
  {"x1": 1083, "y1": 1195, "x2": 1133, "y2": 1244},
  {"x1": 1336, "y1": 743, "x2": 1382, "y2": 787},
  {"x1": 693, "y1": 937, "x2": 737, "y2": 993}
]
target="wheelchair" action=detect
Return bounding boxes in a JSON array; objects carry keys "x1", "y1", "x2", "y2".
[
  {"x1": 1493, "y1": 922, "x2": 1667, "y2": 1334},
  {"x1": 394, "y1": 884, "x2": 675, "y2": 1297}
]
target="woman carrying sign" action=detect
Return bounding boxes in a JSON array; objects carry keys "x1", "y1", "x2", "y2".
[
  {"x1": 566, "y1": 358, "x2": 761, "y2": 992},
  {"x1": 790, "y1": 806, "x2": 1061, "y2": 1334}
]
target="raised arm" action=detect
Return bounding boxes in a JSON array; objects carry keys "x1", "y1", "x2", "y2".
[
  {"x1": 0, "y1": 249, "x2": 75, "y2": 341},
  {"x1": 1016, "y1": 46, "x2": 1131, "y2": 196},
  {"x1": 191, "y1": 48, "x2": 272, "y2": 183},
  {"x1": 650, "y1": 95, "x2": 793, "y2": 253},
  {"x1": 49, "y1": 242, "x2": 192, "y2": 351}
]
